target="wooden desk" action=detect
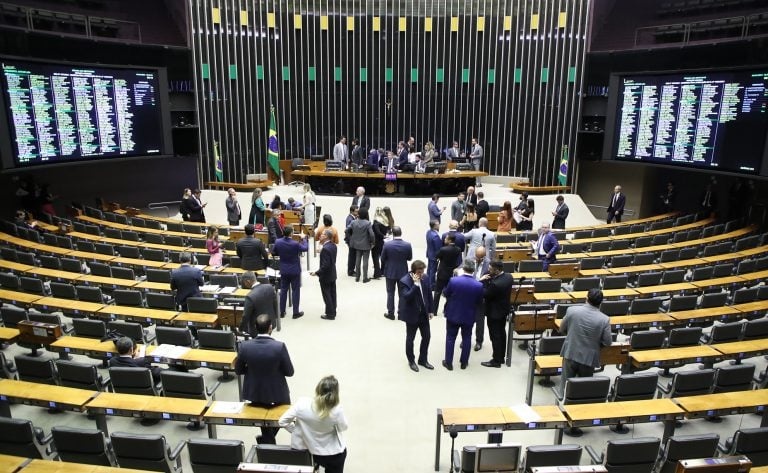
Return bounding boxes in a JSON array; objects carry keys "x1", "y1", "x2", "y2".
[
  {"x1": 534, "y1": 344, "x2": 630, "y2": 376},
  {"x1": 608, "y1": 313, "x2": 675, "y2": 330},
  {"x1": 629, "y1": 345, "x2": 723, "y2": 370},
  {"x1": 171, "y1": 312, "x2": 220, "y2": 328},
  {"x1": 0, "y1": 327, "x2": 20, "y2": 344},
  {"x1": 739, "y1": 269, "x2": 768, "y2": 285},
  {"x1": 96, "y1": 305, "x2": 177, "y2": 325},
  {"x1": 533, "y1": 292, "x2": 572, "y2": 303},
  {"x1": 0, "y1": 454, "x2": 28, "y2": 473},
  {"x1": 634, "y1": 282, "x2": 697, "y2": 297},
  {"x1": 690, "y1": 275, "x2": 745, "y2": 291},
  {"x1": 733, "y1": 300, "x2": 768, "y2": 318},
  {"x1": 203, "y1": 402, "x2": 288, "y2": 439},
  {"x1": 0, "y1": 260, "x2": 33, "y2": 272},
  {"x1": 65, "y1": 250, "x2": 116, "y2": 262},
  {"x1": 569, "y1": 288, "x2": 638, "y2": 300},
  {"x1": 712, "y1": 339, "x2": 768, "y2": 362},
  {"x1": 77, "y1": 274, "x2": 138, "y2": 289},
  {"x1": 562, "y1": 398, "x2": 684, "y2": 439},
  {"x1": 658, "y1": 258, "x2": 708, "y2": 270},
  {"x1": 48, "y1": 336, "x2": 121, "y2": 359},
  {"x1": 674, "y1": 390, "x2": 768, "y2": 426},
  {"x1": 26, "y1": 267, "x2": 81, "y2": 282},
  {"x1": 578, "y1": 268, "x2": 613, "y2": 277},
  {"x1": 86, "y1": 392, "x2": 208, "y2": 435},
  {"x1": 22, "y1": 458, "x2": 153, "y2": 473},
  {"x1": 111, "y1": 257, "x2": 168, "y2": 269},
  {"x1": 0, "y1": 289, "x2": 41, "y2": 306},
  {"x1": 435, "y1": 406, "x2": 567, "y2": 470},
  {"x1": 133, "y1": 281, "x2": 172, "y2": 292},
  {"x1": 668, "y1": 306, "x2": 742, "y2": 325},
  {"x1": 30, "y1": 297, "x2": 105, "y2": 317},
  {"x1": 0, "y1": 379, "x2": 97, "y2": 417},
  {"x1": 145, "y1": 345, "x2": 236, "y2": 370}
]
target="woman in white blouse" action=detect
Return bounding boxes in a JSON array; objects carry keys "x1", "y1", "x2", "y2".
[
  {"x1": 279, "y1": 375, "x2": 348, "y2": 473},
  {"x1": 302, "y1": 183, "x2": 317, "y2": 228}
]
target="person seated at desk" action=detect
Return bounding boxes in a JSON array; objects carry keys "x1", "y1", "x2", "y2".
[
  {"x1": 422, "y1": 141, "x2": 438, "y2": 164},
  {"x1": 383, "y1": 151, "x2": 399, "y2": 173},
  {"x1": 445, "y1": 141, "x2": 462, "y2": 161},
  {"x1": 286, "y1": 197, "x2": 301, "y2": 211},
  {"x1": 110, "y1": 336, "x2": 164, "y2": 383},
  {"x1": 365, "y1": 148, "x2": 380, "y2": 172}
]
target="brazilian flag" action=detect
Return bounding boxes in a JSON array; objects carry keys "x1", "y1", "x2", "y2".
[{"x1": 267, "y1": 106, "x2": 280, "y2": 177}]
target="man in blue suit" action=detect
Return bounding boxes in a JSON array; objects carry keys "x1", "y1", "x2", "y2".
[
  {"x1": 170, "y1": 252, "x2": 203, "y2": 311},
  {"x1": 535, "y1": 223, "x2": 561, "y2": 271},
  {"x1": 428, "y1": 194, "x2": 445, "y2": 225},
  {"x1": 441, "y1": 220, "x2": 466, "y2": 262},
  {"x1": 272, "y1": 225, "x2": 309, "y2": 319},
  {"x1": 425, "y1": 220, "x2": 442, "y2": 285},
  {"x1": 235, "y1": 314, "x2": 294, "y2": 444},
  {"x1": 381, "y1": 226, "x2": 412, "y2": 320},
  {"x1": 442, "y1": 259, "x2": 484, "y2": 370},
  {"x1": 398, "y1": 260, "x2": 434, "y2": 373},
  {"x1": 311, "y1": 229, "x2": 337, "y2": 320}
]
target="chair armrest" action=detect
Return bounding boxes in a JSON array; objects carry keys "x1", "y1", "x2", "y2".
[
  {"x1": 585, "y1": 445, "x2": 603, "y2": 465},
  {"x1": 657, "y1": 380, "x2": 671, "y2": 395},
  {"x1": 168, "y1": 439, "x2": 186, "y2": 462},
  {"x1": 699, "y1": 335, "x2": 710, "y2": 344},
  {"x1": 206, "y1": 380, "x2": 222, "y2": 398},
  {"x1": 549, "y1": 385, "x2": 563, "y2": 403},
  {"x1": 100, "y1": 376, "x2": 111, "y2": 391},
  {"x1": 40, "y1": 432, "x2": 54, "y2": 445},
  {"x1": 61, "y1": 324, "x2": 73, "y2": 334},
  {"x1": 245, "y1": 444, "x2": 258, "y2": 463},
  {"x1": 717, "y1": 441, "x2": 729, "y2": 455}
]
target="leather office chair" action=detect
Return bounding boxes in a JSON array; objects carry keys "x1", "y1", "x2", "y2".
[
  {"x1": 166, "y1": 222, "x2": 184, "y2": 232},
  {"x1": 160, "y1": 371, "x2": 220, "y2": 430},
  {"x1": 609, "y1": 373, "x2": 659, "y2": 433},
  {"x1": 629, "y1": 298, "x2": 662, "y2": 315},
  {"x1": 635, "y1": 272, "x2": 663, "y2": 287},
  {"x1": 585, "y1": 436, "x2": 660, "y2": 473},
  {"x1": 553, "y1": 377, "x2": 611, "y2": 437},
  {"x1": 164, "y1": 235, "x2": 186, "y2": 247},
  {"x1": 188, "y1": 238, "x2": 207, "y2": 249},
  {"x1": 702, "y1": 322, "x2": 743, "y2": 345},
  {"x1": 112, "y1": 289, "x2": 144, "y2": 307},
  {"x1": 590, "y1": 241, "x2": 611, "y2": 252},
  {"x1": 717, "y1": 427, "x2": 768, "y2": 467},
  {"x1": 661, "y1": 270, "x2": 685, "y2": 284},
  {"x1": 15, "y1": 355, "x2": 57, "y2": 384},
  {"x1": 599, "y1": 300, "x2": 630, "y2": 316},
  {"x1": 742, "y1": 317, "x2": 768, "y2": 340},
  {"x1": 658, "y1": 249, "x2": 679, "y2": 263},
  {"x1": 737, "y1": 259, "x2": 757, "y2": 275},
  {"x1": 50, "y1": 282, "x2": 78, "y2": 300},
  {"x1": 572, "y1": 277, "x2": 601, "y2": 292},
  {"x1": 533, "y1": 279, "x2": 562, "y2": 293},
  {"x1": 0, "y1": 246, "x2": 18, "y2": 261},
  {"x1": 146, "y1": 268, "x2": 172, "y2": 283},
  {"x1": 122, "y1": 231, "x2": 141, "y2": 242},
  {"x1": 254, "y1": 444, "x2": 314, "y2": 467},
  {"x1": 579, "y1": 257, "x2": 605, "y2": 271},
  {"x1": 518, "y1": 260, "x2": 545, "y2": 272},
  {"x1": 76, "y1": 241, "x2": 96, "y2": 253},
  {"x1": 733, "y1": 287, "x2": 759, "y2": 305},
  {"x1": 146, "y1": 292, "x2": 177, "y2": 310},
  {"x1": 20, "y1": 276, "x2": 47, "y2": 296},
  {"x1": 75, "y1": 285, "x2": 109, "y2": 304},
  {"x1": 39, "y1": 254, "x2": 61, "y2": 270},
  {"x1": 0, "y1": 305, "x2": 27, "y2": 328},
  {"x1": 634, "y1": 236, "x2": 653, "y2": 248},
  {"x1": 630, "y1": 330, "x2": 667, "y2": 350},
  {"x1": 116, "y1": 245, "x2": 141, "y2": 259},
  {"x1": 610, "y1": 239, "x2": 631, "y2": 251},
  {"x1": 667, "y1": 295, "x2": 698, "y2": 312},
  {"x1": 633, "y1": 253, "x2": 657, "y2": 266},
  {"x1": 141, "y1": 248, "x2": 166, "y2": 262},
  {"x1": 712, "y1": 263, "x2": 734, "y2": 277},
  {"x1": 94, "y1": 244, "x2": 115, "y2": 257},
  {"x1": 0, "y1": 272, "x2": 20, "y2": 290},
  {"x1": 667, "y1": 327, "x2": 702, "y2": 347},
  {"x1": 145, "y1": 220, "x2": 163, "y2": 230},
  {"x1": 657, "y1": 369, "x2": 715, "y2": 398},
  {"x1": 610, "y1": 255, "x2": 633, "y2": 268},
  {"x1": 679, "y1": 246, "x2": 700, "y2": 260},
  {"x1": 656, "y1": 434, "x2": 719, "y2": 473},
  {"x1": 197, "y1": 329, "x2": 237, "y2": 381},
  {"x1": 104, "y1": 228, "x2": 122, "y2": 239},
  {"x1": 109, "y1": 367, "x2": 162, "y2": 396},
  {"x1": 108, "y1": 320, "x2": 155, "y2": 344},
  {"x1": 89, "y1": 261, "x2": 112, "y2": 277},
  {"x1": 520, "y1": 444, "x2": 582, "y2": 473},
  {"x1": 130, "y1": 217, "x2": 146, "y2": 227},
  {"x1": 156, "y1": 326, "x2": 196, "y2": 347},
  {"x1": 143, "y1": 233, "x2": 165, "y2": 245},
  {"x1": 0, "y1": 352, "x2": 17, "y2": 380},
  {"x1": 16, "y1": 251, "x2": 37, "y2": 265},
  {"x1": 51, "y1": 426, "x2": 115, "y2": 466},
  {"x1": 196, "y1": 253, "x2": 211, "y2": 266},
  {"x1": 573, "y1": 230, "x2": 593, "y2": 239},
  {"x1": 711, "y1": 364, "x2": 755, "y2": 393},
  {"x1": 209, "y1": 274, "x2": 239, "y2": 287},
  {"x1": 187, "y1": 438, "x2": 245, "y2": 473},
  {"x1": 110, "y1": 266, "x2": 135, "y2": 281},
  {"x1": 630, "y1": 223, "x2": 646, "y2": 234},
  {"x1": 0, "y1": 418, "x2": 55, "y2": 459},
  {"x1": 536, "y1": 336, "x2": 566, "y2": 387},
  {"x1": 110, "y1": 432, "x2": 185, "y2": 473},
  {"x1": 600, "y1": 275, "x2": 628, "y2": 291},
  {"x1": 186, "y1": 297, "x2": 218, "y2": 314},
  {"x1": 700, "y1": 292, "x2": 728, "y2": 308},
  {"x1": 56, "y1": 360, "x2": 111, "y2": 392},
  {"x1": 613, "y1": 225, "x2": 631, "y2": 236}
]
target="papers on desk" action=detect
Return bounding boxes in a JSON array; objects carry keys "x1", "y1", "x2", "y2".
[
  {"x1": 151, "y1": 344, "x2": 191, "y2": 359},
  {"x1": 218, "y1": 286, "x2": 237, "y2": 295},
  {"x1": 210, "y1": 401, "x2": 246, "y2": 414},
  {"x1": 511, "y1": 404, "x2": 541, "y2": 423},
  {"x1": 201, "y1": 284, "x2": 220, "y2": 293},
  {"x1": 136, "y1": 344, "x2": 146, "y2": 358},
  {"x1": 265, "y1": 268, "x2": 280, "y2": 278}
]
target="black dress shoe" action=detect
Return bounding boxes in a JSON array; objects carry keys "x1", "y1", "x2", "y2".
[
  {"x1": 363, "y1": 278, "x2": 371, "y2": 283},
  {"x1": 481, "y1": 361, "x2": 501, "y2": 368},
  {"x1": 460, "y1": 362, "x2": 468, "y2": 370},
  {"x1": 384, "y1": 313, "x2": 395, "y2": 320},
  {"x1": 442, "y1": 360, "x2": 453, "y2": 371},
  {"x1": 474, "y1": 343, "x2": 482, "y2": 351},
  {"x1": 320, "y1": 314, "x2": 335, "y2": 320},
  {"x1": 409, "y1": 362, "x2": 419, "y2": 372},
  {"x1": 280, "y1": 313, "x2": 286, "y2": 318},
  {"x1": 418, "y1": 361, "x2": 434, "y2": 370},
  {"x1": 355, "y1": 277, "x2": 360, "y2": 282},
  {"x1": 292, "y1": 312, "x2": 304, "y2": 319}
]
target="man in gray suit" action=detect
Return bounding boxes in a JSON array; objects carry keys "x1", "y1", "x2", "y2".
[
  {"x1": 333, "y1": 136, "x2": 348, "y2": 164},
  {"x1": 463, "y1": 218, "x2": 496, "y2": 261},
  {"x1": 239, "y1": 271, "x2": 279, "y2": 336},
  {"x1": 559, "y1": 288, "x2": 612, "y2": 390},
  {"x1": 470, "y1": 137, "x2": 483, "y2": 187}
]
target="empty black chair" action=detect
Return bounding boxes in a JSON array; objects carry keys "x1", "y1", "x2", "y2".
[
  {"x1": 122, "y1": 230, "x2": 141, "y2": 242},
  {"x1": 629, "y1": 298, "x2": 662, "y2": 314},
  {"x1": 186, "y1": 297, "x2": 218, "y2": 314},
  {"x1": 630, "y1": 330, "x2": 667, "y2": 350},
  {"x1": 737, "y1": 259, "x2": 757, "y2": 275},
  {"x1": 713, "y1": 263, "x2": 734, "y2": 278},
  {"x1": 76, "y1": 241, "x2": 96, "y2": 253},
  {"x1": 164, "y1": 235, "x2": 186, "y2": 247},
  {"x1": 72, "y1": 318, "x2": 108, "y2": 338},
  {"x1": 661, "y1": 270, "x2": 685, "y2": 284},
  {"x1": 590, "y1": 241, "x2": 611, "y2": 252},
  {"x1": 94, "y1": 243, "x2": 115, "y2": 256},
  {"x1": 146, "y1": 268, "x2": 172, "y2": 283},
  {"x1": 131, "y1": 217, "x2": 146, "y2": 227},
  {"x1": 0, "y1": 272, "x2": 19, "y2": 290},
  {"x1": 733, "y1": 287, "x2": 758, "y2": 304},
  {"x1": 610, "y1": 239, "x2": 631, "y2": 251},
  {"x1": 143, "y1": 233, "x2": 165, "y2": 245},
  {"x1": 60, "y1": 257, "x2": 82, "y2": 273},
  {"x1": 19, "y1": 276, "x2": 46, "y2": 295},
  {"x1": 533, "y1": 279, "x2": 562, "y2": 293},
  {"x1": 656, "y1": 434, "x2": 720, "y2": 473},
  {"x1": 743, "y1": 317, "x2": 768, "y2": 340},
  {"x1": 187, "y1": 438, "x2": 245, "y2": 473},
  {"x1": 0, "y1": 305, "x2": 27, "y2": 328},
  {"x1": 197, "y1": 329, "x2": 237, "y2": 381},
  {"x1": 518, "y1": 260, "x2": 545, "y2": 272},
  {"x1": 56, "y1": 359, "x2": 110, "y2": 391},
  {"x1": 16, "y1": 251, "x2": 37, "y2": 265},
  {"x1": 146, "y1": 220, "x2": 162, "y2": 230},
  {"x1": 146, "y1": 292, "x2": 177, "y2": 310},
  {"x1": 702, "y1": 322, "x2": 743, "y2": 344},
  {"x1": 188, "y1": 238, "x2": 207, "y2": 249},
  {"x1": 609, "y1": 373, "x2": 659, "y2": 433},
  {"x1": 700, "y1": 291, "x2": 728, "y2": 308},
  {"x1": 679, "y1": 246, "x2": 700, "y2": 260},
  {"x1": 717, "y1": 427, "x2": 768, "y2": 467},
  {"x1": 195, "y1": 253, "x2": 211, "y2": 266},
  {"x1": 110, "y1": 266, "x2": 135, "y2": 281},
  {"x1": 142, "y1": 248, "x2": 166, "y2": 262},
  {"x1": 579, "y1": 257, "x2": 605, "y2": 270},
  {"x1": 89, "y1": 262, "x2": 112, "y2": 277},
  {"x1": 521, "y1": 444, "x2": 582, "y2": 472},
  {"x1": 585, "y1": 436, "x2": 661, "y2": 473},
  {"x1": 0, "y1": 417, "x2": 55, "y2": 459},
  {"x1": 110, "y1": 432, "x2": 184, "y2": 473},
  {"x1": 108, "y1": 320, "x2": 155, "y2": 344},
  {"x1": 668, "y1": 295, "x2": 698, "y2": 312},
  {"x1": 572, "y1": 277, "x2": 601, "y2": 291},
  {"x1": 254, "y1": 444, "x2": 314, "y2": 467},
  {"x1": 636, "y1": 272, "x2": 662, "y2": 287},
  {"x1": 160, "y1": 371, "x2": 220, "y2": 430},
  {"x1": 75, "y1": 285, "x2": 108, "y2": 303},
  {"x1": 535, "y1": 336, "x2": 566, "y2": 387},
  {"x1": 599, "y1": 300, "x2": 630, "y2": 316},
  {"x1": 15, "y1": 355, "x2": 57, "y2": 385},
  {"x1": 667, "y1": 327, "x2": 703, "y2": 347},
  {"x1": 561, "y1": 243, "x2": 584, "y2": 254},
  {"x1": 117, "y1": 245, "x2": 141, "y2": 259},
  {"x1": 0, "y1": 246, "x2": 18, "y2": 261},
  {"x1": 39, "y1": 254, "x2": 60, "y2": 270},
  {"x1": 104, "y1": 228, "x2": 122, "y2": 239},
  {"x1": 602, "y1": 275, "x2": 629, "y2": 290},
  {"x1": 613, "y1": 225, "x2": 631, "y2": 236},
  {"x1": 156, "y1": 326, "x2": 195, "y2": 347},
  {"x1": 0, "y1": 352, "x2": 16, "y2": 380},
  {"x1": 633, "y1": 252, "x2": 657, "y2": 266},
  {"x1": 109, "y1": 367, "x2": 162, "y2": 396},
  {"x1": 209, "y1": 274, "x2": 239, "y2": 287},
  {"x1": 573, "y1": 230, "x2": 593, "y2": 239},
  {"x1": 610, "y1": 255, "x2": 633, "y2": 268},
  {"x1": 658, "y1": 249, "x2": 679, "y2": 263},
  {"x1": 51, "y1": 426, "x2": 115, "y2": 466},
  {"x1": 555, "y1": 376, "x2": 611, "y2": 405},
  {"x1": 112, "y1": 289, "x2": 144, "y2": 307},
  {"x1": 50, "y1": 282, "x2": 77, "y2": 300},
  {"x1": 56, "y1": 235, "x2": 73, "y2": 249},
  {"x1": 634, "y1": 236, "x2": 653, "y2": 248},
  {"x1": 43, "y1": 232, "x2": 59, "y2": 246},
  {"x1": 657, "y1": 369, "x2": 715, "y2": 398},
  {"x1": 712, "y1": 364, "x2": 755, "y2": 393}
]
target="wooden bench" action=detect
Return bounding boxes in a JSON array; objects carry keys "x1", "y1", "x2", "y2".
[
  {"x1": 509, "y1": 183, "x2": 571, "y2": 194},
  {"x1": 204, "y1": 180, "x2": 273, "y2": 190}
]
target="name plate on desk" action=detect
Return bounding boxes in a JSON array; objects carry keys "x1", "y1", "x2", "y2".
[
  {"x1": 384, "y1": 172, "x2": 397, "y2": 181},
  {"x1": 237, "y1": 464, "x2": 314, "y2": 473},
  {"x1": 531, "y1": 467, "x2": 608, "y2": 473}
]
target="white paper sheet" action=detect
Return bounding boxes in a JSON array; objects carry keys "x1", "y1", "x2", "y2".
[{"x1": 510, "y1": 404, "x2": 541, "y2": 423}]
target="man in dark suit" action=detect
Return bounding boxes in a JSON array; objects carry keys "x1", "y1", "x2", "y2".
[
  {"x1": 535, "y1": 223, "x2": 561, "y2": 271},
  {"x1": 235, "y1": 314, "x2": 294, "y2": 444},
  {"x1": 432, "y1": 233, "x2": 463, "y2": 315},
  {"x1": 345, "y1": 206, "x2": 358, "y2": 277},
  {"x1": 311, "y1": 229, "x2": 337, "y2": 320},
  {"x1": 551, "y1": 195, "x2": 569, "y2": 229},
  {"x1": 187, "y1": 189, "x2": 207, "y2": 222},
  {"x1": 110, "y1": 336, "x2": 163, "y2": 382},
  {"x1": 480, "y1": 261, "x2": 514, "y2": 368},
  {"x1": 465, "y1": 186, "x2": 478, "y2": 207},
  {"x1": 381, "y1": 226, "x2": 412, "y2": 320},
  {"x1": 239, "y1": 271, "x2": 279, "y2": 336},
  {"x1": 607, "y1": 185, "x2": 626, "y2": 223},
  {"x1": 441, "y1": 220, "x2": 466, "y2": 260},
  {"x1": 351, "y1": 187, "x2": 370, "y2": 213},
  {"x1": 267, "y1": 209, "x2": 284, "y2": 245},
  {"x1": 471, "y1": 246, "x2": 490, "y2": 352},
  {"x1": 272, "y1": 225, "x2": 308, "y2": 319},
  {"x1": 442, "y1": 259, "x2": 484, "y2": 370},
  {"x1": 398, "y1": 260, "x2": 434, "y2": 372},
  {"x1": 475, "y1": 192, "x2": 489, "y2": 219},
  {"x1": 237, "y1": 224, "x2": 269, "y2": 271},
  {"x1": 170, "y1": 252, "x2": 203, "y2": 311},
  {"x1": 425, "y1": 220, "x2": 443, "y2": 285}
]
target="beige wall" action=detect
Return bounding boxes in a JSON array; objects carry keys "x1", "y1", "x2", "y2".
[{"x1": 574, "y1": 160, "x2": 659, "y2": 219}]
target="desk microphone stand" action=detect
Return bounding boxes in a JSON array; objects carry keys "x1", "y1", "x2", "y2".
[
  {"x1": 448, "y1": 425, "x2": 459, "y2": 473},
  {"x1": 524, "y1": 301, "x2": 541, "y2": 405}
]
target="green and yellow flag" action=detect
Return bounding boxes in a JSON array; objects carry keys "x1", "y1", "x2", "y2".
[
  {"x1": 214, "y1": 141, "x2": 223, "y2": 182},
  {"x1": 558, "y1": 145, "x2": 569, "y2": 186},
  {"x1": 267, "y1": 106, "x2": 280, "y2": 176}
]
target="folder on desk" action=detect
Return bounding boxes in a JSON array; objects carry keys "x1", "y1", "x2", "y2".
[
  {"x1": 211, "y1": 401, "x2": 245, "y2": 414},
  {"x1": 151, "y1": 344, "x2": 191, "y2": 359},
  {"x1": 218, "y1": 286, "x2": 237, "y2": 295}
]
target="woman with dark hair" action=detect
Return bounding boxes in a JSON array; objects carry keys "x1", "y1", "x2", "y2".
[
  {"x1": 315, "y1": 214, "x2": 339, "y2": 244},
  {"x1": 279, "y1": 375, "x2": 348, "y2": 473},
  {"x1": 179, "y1": 188, "x2": 192, "y2": 221},
  {"x1": 460, "y1": 203, "x2": 478, "y2": 232},
  {"x1": 517, "y1": 198, "x2": 535, "y2": 231},
  {"x1": 205, "y1": 227, "x2": 223, "y2": 267},
  {"x1": 371, "y1": 207, "x2": 394, "y2": 279},
  {"x1": 270, "y1": 195, "x2": 282, "y2": 210},
  {"x1": 497, "y1": 201, "x2": 513, "y2": 232},
  {"x1": 248, "y1": 188, "x2": 266, "y2": 228},
  {"x1": 345, "y1": 208, "x2": 375, "y2": 282}
]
